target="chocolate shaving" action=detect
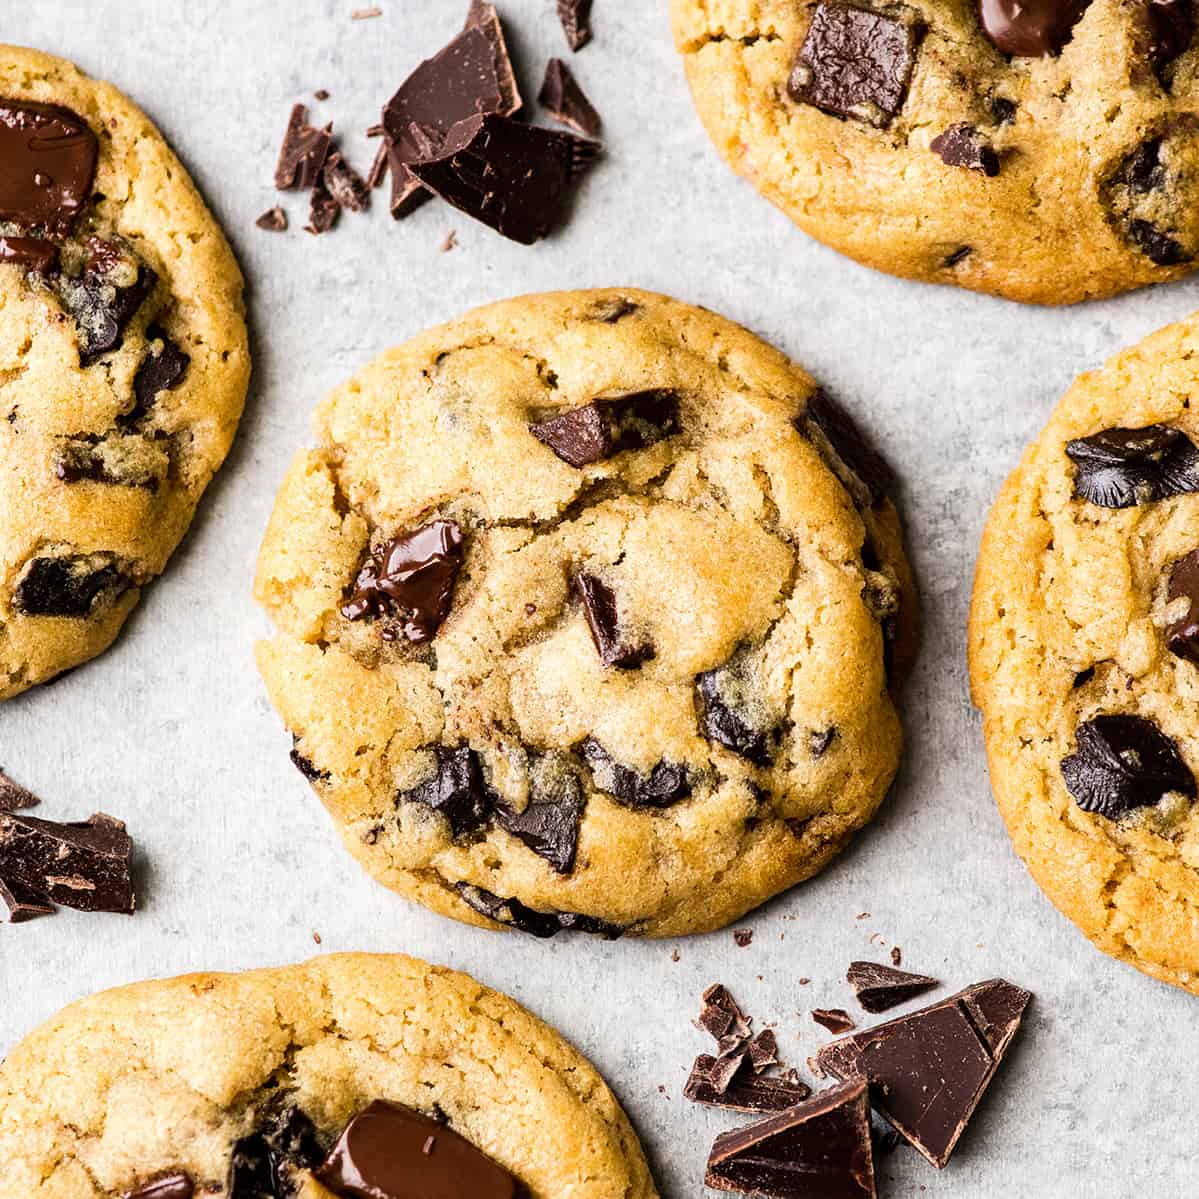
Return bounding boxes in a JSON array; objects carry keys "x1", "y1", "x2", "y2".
[
  {"x1": 0, "y1": 768, "x2": 39, "y2": 813},
  {"x1": 255, "y1": 206, "x2": 288, "y2": 232},
  {"x1": 685, "y1": 1055, "x2": 811, "y2": 1113},
  {"x1": 274, "y1": 104, "x2": 332, "y2": 191},
  {"x1": 558, "y1": 0, "x2": 594, "y2": 50}
]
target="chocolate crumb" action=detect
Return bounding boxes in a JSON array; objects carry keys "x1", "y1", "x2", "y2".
[
  {"x1": 812, "y1": 1008, "x2": 856, "y2": 1034},
  {"x1": 671, "y1": 948, "x2": 680, "y2": 962},
  {"x1": 255, "y1": 206, "x2": 288, "y2": 232},
  {"x1": 0, "y1": 768, "x2": 39, "y2": 813},
  {"x1": 733, "y1": 928, "x2": 753, "y2": 948},
  {"x1": 312, "y1": 931, "x2": 322, "y2": 945},
  {"x1": 558, "y1": 0, "x2": 594, "y2": 50},
  {"x1": 315, "y1": 89, "x2": 330, "y2": 101}
]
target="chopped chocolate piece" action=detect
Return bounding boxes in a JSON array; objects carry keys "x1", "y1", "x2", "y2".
[
  {"x1": 341, "y1": 518, "x2": 464, "y2": 642},
  {"x1": 1129, "y1": 217, "x2": 1188, "y2": 265},
  {"x1": 123, "y1": 326, "x2": 190, "y2": 428},
  {"x1": 1103, "y1": 138, "x2": 1193, "y2": 265},
  {"x1": 1166, "y1": 548, "x2": 1199, "y2": 663},
  {"x1": 401, "y1": 746, "x2": 493, "y2": 839},
  {"x1": 977, "y1": 0, "x2": 1092, "y2": 56},
  {"x1": 685, "y1": 1055, "x2": 812, "y2": 1113},
  {"x1": 813, "y1": 1008, "x2": 857, "y2": 1035},
  {"x1": 539, "y1": 58, "x2": 602, "y2": 138},
  {"x1": 366, "y1": 138, "x2": 389, "y2": 191},
  {"x1": 228, "y1": 1108, "x2": 324, "y2": 1199},
  {"x1": 1066, "y1": 424, "x2": 1199, "y2": 508},
  {"x1": 559, "y1": 0, "x2": 594, "y2": 50},
  {"x1": 530, "y1": 389, "x2": 680, "y2": 468},
  {"x1": 494, "y1": 757, "x2": 584, "y2": 874},
  {"x1": 697, "y1": 982, "x2": 752, "y2": 1044},
  {"x1": 797, "y1": 389, "x2": 894, "y2": 509},
  {"x1": 0, "y1": 768, "x2": 38, "y2": 813},
  {"x1": 581, "y1": 737, "x2": 691, "y2": 809},
  {"x1": 0, "y1": 811, "x2": 133, "y2": 913},
  {"x1": 290, "y1": 737, "x2": 331, "y2": 784},
  {"x1": 255, "y1": 206, "x2": 288, "y2": 232},
  {"x1": 0, "y1": 100, "x2": 97, "y2": 235},
  {"x1": 323, "y1": 152, "x2": 371, "y2": 213},
  {"x1": 317, "y1": 1100, "x2": 520, "y2": 1199},
  {"x1": 406, "y1": 113, "x2": 599, "y2": 245},
  {"x1": 0, "y1": 234, "x2": 57, "y2": 272},
  {"x1": 930, "y1": 123, "x2": 1000, "y2": 175},
  {"x1": 455, "y1": 882, "x2": 624, "y2": 938},
  {"x1": 274, "y1": 104, "x2": 332, "y2": 191},
  {"x1": 52, "y1": 437, "x2": 159, "y2": 490},
  {"x1": 123, "y1": 1175, "x2": 194, "y2": 1199},
  {"x1": 734, "y1": 928, "x2": 754, "y2": 948},
  {"x1": 847, "y1": 960, "x2": 939, "y2": 1013},
  {"x1": 1061, "y1": 714, "x2": 1195, "y2": 818},
  {"x1": 706, "y1": 1078, "x2": 876, "y2": 1199},
  {"x1": 0, "y1": 872, "x2": 54, "y2": 923},
  {"x1": 305, "y1": 171, "x2": 340, "y2": 235},
  {"x1": 788, "y1": 4, "x2": 922, "y2": 128},
  {"x1": 58, "y1": 256, "x2": 158, "y2": 367},
  {"x1": 816, "y1": 978, "x2": 1031, "y2": 1168},
  {"x1": 13, "y1": 556, "x2": 131, "y2": 618},
  {"x1": 1145, "y1": 0, "x2": 1195, "y2": 71},
  {"x1": 989, "y1": 96, "x2": 1017, "y2": 124},
  {"x1": 440, "y1": 229, "x2": 459, "y2": 252},
  {"x1": 697, "y1": 661, "x2": 777, "y2": 766},
  {"x1": 748, "y1": 1029, "x2": 778, "y2": 1071},
  {"x1": 574, "y1": 573, "x2": 654, "y2": 669}
]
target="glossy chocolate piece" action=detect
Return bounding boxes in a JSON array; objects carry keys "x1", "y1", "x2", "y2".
[
  {"x1": 977, "y1": 0, "x2": 1091, "y2": 56},
  {"x1": 581, "y1": 737, "x2": 691, "y2": 809},
  {"x1": 401, "y1": 746, "x2": 493, "y2": 839},
  {"x1": 1066, "y1": 424, "x2": 1199, "y2": 508},
  {"x1": 456, "y1": 882, "x2": 624, "y2": 938},
  {"x1": 13, "y1": 556, "x2": 131, "y2": 618},
  {"x1": 812, "y1": 1009, "x2": 856, "y2": 1035},
  {"x1": 530, "y1": 389, "x2": 680, "y2": 468},
  {"x1": 0, "y1": 100, "x2": 97, "y2": 234},
  {"x1": 539, "y1": 58, "x2": 601, "y2": 137},
  {"x1": 685, "y1": 1054, "x2": 811, "y2": 1113},
  {"x1": 574, "y1": 573, "x2": 654, "y2": 669},
  {"x1": 558, "y1": 0, "x2": 594, "y2": 50},
  {"x1": 930, "y1": 123, "x2": 1000, "y2": 175},
  {"x1": 0, "y1": 234, "x2": 58, "y2": 272},
  {"x1": 1166, "y1": 548, "x2": 1199, "y2": 663},
  {"x1": 847, "y1": 960, "x2": 939, "y2": 1013}
]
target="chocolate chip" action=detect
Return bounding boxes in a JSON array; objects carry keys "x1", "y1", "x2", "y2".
[
  {"x1": 977, "y1": 0, "x2": 1092, "y2": 56},
  {"x1": 290, "y1": 736, "x2": 330, "y2": 784},
  {"x1": 493, "y1": 756, "x2": 584, "y2": 873},
  {"x1": 697, "y1": 658, "x2": 778, "y2": 766},
  {"x1": 1061, "y1": 714, "x2": 1195, "y2": 818},
  {"x1": 123, "y1": 326, "x2": 190, "y2": 428},
  {"x1": 930, "y1": 123, "x2": 1000, "y2": 175},
  {"x1": 52, "y1": 437, "x2": 159, "y2": 491},
  {"x1": 455, "y1": 882, "x2": 624, "y2": 938},
  {"x1": 341, "y1": 518, "x2": 464, "y2": 642},
  {"x1": 255, "y1": 206, "x2": 288, "y2": 232},
  {"x1": 304, "y1": 169, "x2": 341, "y2": 235},
  {"x1": 788, "y1": 4, "x2": 922, "y2": 128},
  {"x1": 734, "y1": 928, "x2": 754, "y2": 948},
  {"x1": 0, "y1": 768, "x2": 39, "y2": 813},
  {"x1": 796, "y1": 388, "x2": 895, "y2": 509},
  {"x1": 574, "y1": 573, "x2": 654, "y2": 669},
  {"x1": 13, "y1": 556, "x2": 131, "y2": 618},
  {"x1": 685, "y1": 1055, "x2": 812, "y2": 1113},
  {"x1": 401, "y1": 746, "x2": 493, "y2": 840},
  {"x1": 989, "y1": 96, "x2": 1017, "y2": 124},
  {"x1": 0, "y1": 234, "x2": 58, "y2": 273},
  {"x1": 274, "y1": 104, "x2": 332, "y2": 191},
  {"x1": 558, "y1": 0, "x2": 594, "y2": 50},
  {"x1": 530, "y1": 389, "x2": 681, "y2": 468},
  {"x1": 581, "y1": 737, "x2": 691, "y2": 809},
  {"x1": 317, "y1": 1100, "x2": 520, "y2": 1199},
  {"x1": 123, "y1": 1175, "x2": 194, "y2": 1199},
  {"x1": 539, "y1": 58, "x2": 602, "y2": 138},
  {"x1": 1145, "y1": 0, "x2": 1195, "y2": 72},
  {"x1": 57, "y1": 252, "x2": 158, "y2": 366},
  {"x1": 705, "y1": 1079, "x2": 876, "y2": 1198},
  {"x1": 0, "y1": 100, "x2": 97, "y2": 235},
  {"x1": 816, "y1": 978, "x2": 1031, "y2": 1168},
  {"x1": 1065, "y1": 424, "x2": 1199, "y2": 508},
  {"x1": 812, "y1": 1008, "x2": 857, "y2": 1035},
  {"x1": 1166, "y1": 548, "x2": 1199, "y2": 663},
  {"x1": 1129, "y1": 217, "x2": 1188, "y2": 265},
  {"x1": 847, "y1": 960, "x2": 939, "y2": 1013}
]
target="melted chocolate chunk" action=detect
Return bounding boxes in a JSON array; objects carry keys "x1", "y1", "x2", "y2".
[
  {"x1": 989, "y1": 96, "x2": 1017, "y2": 124},
  {"x1": 124, "y1": 1175, "x2": 194, "y2": 1199},
  {"x1": 1104, "y1": 138, "x2": 1191, "y2": 266},
  {"x1": 52, "y1": 438, "x2": 159, "y2": 491},
  {"x1": 316, "y1": 1100, "x2": 520, "y2": 1199},
  {"x1": 685, "y1": 1056, "x2": 812, "y2": 1113},
  {"x1": 290, "y1": 737, "x2": 331, "y2": 784},
  {"x1": 401, "y1": 746, "x2": 493, "y2": 839},
  {"x1": 13, "y1": 556, "x2": 131, "y2": 618},
  {"x1": 123, "y1": 327, "x2": 190, "y2": 428},
  {"x1": 1065, "y1": 424, "x2": 1199, "y2": 508},
  {"x1": 0, "y1": 100, "x2": 97, "y2": 234},
  {"x1": 705, "y1": 1079, "x2": 876, "y2": 1199},
  {"x1": 696, "y1": 661, "x2": 778, "y2": 766},
  {"x1": 977, "y1": 0, "x2": 1092, "y2": 56},
  {"x1": 530, "y1": 389, "x2": 681, "y2": 467},
  {"x1": 574, "y1": 573, "x2": 654, "y2": 669},
  {"x1": 1166, "y1": 548, "x2": 1199, "y2": 663},
  {"x1": 797, "y1": 389, "x2": 894, "y2": 509},
  {"x1": 1061, "y1": 714, "x2": 1195, "y2": 818},
  {"x1": 816, "y1": 979, "x2": 1030, "y2": 1168},
  {"x1": 456, "y1": 882, "x2": 624, "y2": 938},
  {"x1": 229, "y1": 1109, "x2": 325, "y2": 1199},
  {"x1": 539, "y1": 58, "x2": 602, "y2": 138},
  {"x1": 1145, "y1": 0, "x2": 1195, "y2": 71},
  {"x1": 930, "y1": 123, "x2": 1000, "y2": 175},
  {"x1": 788, "y1": 4, "x2": 922, "y2": 128},
  {"x1": 812, "y1": 1008, "x2": 857, "y2": 1035},
  {"x1": 847, "y1": 960, "x2": 939, "y2": 1013},
  {"x1": 558, "y1": 0, "x2": 594, "y2": 50},
  {"x1": 0, "y1": 234, "x2": 58, "y2": 272},
  {"x1": 341, "y1": 519, "x2": 464, "y2": 643},
  {"x1": 494, "y1": 758, "x2": 584, "y2": 874},
  {"x1": 59, "y1": 255, "x2": 158, "y2": 366},
  {"x1": 581, "y1": 737, "x2": 691, "y2": 809},
  {"x1": 274, "y1": 104, "x2": 333, "y2": 191}
]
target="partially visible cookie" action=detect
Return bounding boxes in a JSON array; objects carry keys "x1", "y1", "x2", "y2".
[
  {"x1": 971, "y1": 312, "x2": 1199, "y2": 993},
  {"x1": 254, "y1": 289, "x2": 915, "y2": 939},
  {"x1": 672, "y1": 1, "x2": 1199, "y2": 304},
  {"x1": 0, "y1": 953, "x2": 657, "y2": 1198},
  {"x1": 0, "y1": 45, "x2": 249, "y2": 698}
]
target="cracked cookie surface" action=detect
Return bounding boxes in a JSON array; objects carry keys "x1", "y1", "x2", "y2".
[
  {"x1": 254, "y1": 289, "x2": 914, "y2": 938},
  {"x1": 971, "y1": 311, "x2": 1199, "y2": 994},
  {"x1": 671, "y1": 0, "x2": 1199, "y2": 304},
  {"x1": 0, "y1": 45, "x2": 249, "y2": 698},
  {"x1": 0, "y1": 953, "x2": 657, "y2": 1198}
]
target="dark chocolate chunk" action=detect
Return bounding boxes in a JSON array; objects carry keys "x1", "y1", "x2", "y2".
[
  {"x1": 456, "y1": 882, "x2": 624, "y2": 938},
  {"x1": 706, "y1": 1049, "x2": 750, "y2": 1095},
  {"x1": 697, "y1": 662, "x2": 776, "y2": 766},
  {"x1": 685, "y1": 1055, "x2": 812, "y2": 1113},
  {"x1": 0, "y1": 811, "x2": 133, "y2": 913},
  {"x1": 1166, "y1": 548, "x2": 1199, "y2": 663},
  {"x1": 290, "y1": 737, "x2": 331, "y2": 784},
  {"x1": 123, "y1": 1175, "x2": 194, "y2": 1199},
  {"x1": 705, "y1": 1078, "x2": 876, "y2": 1199},
  {"x1": 574, "y1": 573, "x2": 654, "y2": 669},
  {"x1": 1066, "y1": 424, "x2": 1199, "y2": 508},
  {"x1": 52, "y1": 437, "x2": 159, "y2": 490},
  {"x1": 0, "y1": 234, "x2": 58, "y2": 273},
  {"x1": 847, "y1": 960, "x2": 939, "y2": 1013},
  {"x1": 322, "y1": 152, "x2": 371, "y2": 213},
  {"x1": 58, "y1": 255, "x2": 158, "y2": 366},
  {"x1": 317, "y1": 1100, "x2": 520, "y2": 1199},
  {"x1": 989, "y1": 96, "x2": 1017, "y2": 124},
  {"x1": 0, "y1": 768, "x2": 39, "y2": 813},
  {"x1": 494, "y1": 758, "x2": 584, "y2": 873},
  {"x1": 0, "y1": 100, "x2": 97, "y2": 234},
  {"x1": 558, "y1": 0, "x2": 594, "y2": 50},
  {"x1": 530, "y1": 389, "x2": 680, "y2": 467},
  {"x1": 401, "y1": 746, "x2": 493, "y2": 839},
  {"x1": 977, "y1": 0, "x2": 1092, "y2": 56},
  {"x1": 788, "y1": 4, "x2": 922, "y2": 128},
  {"x1": 930, "y1": 123, "x2": 1000, "y2": 176},
  {"x1": 228, "y1": 1108, "x2": 325, "y2": 1199},
  {"x1": 305, "y1": 168, "x2": 340, "y2": 235},
  {"x1": 696, "y1": 983, "x2": 753, "y2": 1045},
  {"x1": 813, "y1": 1008, "x2": 857, "y2": 1035},
  {"x1": 227, "y1": 1133, "x2": 275, "y2": 1199},
  {"x1": 1145, "y1": 0, "x2": 1195, "y2": 71},
  {"x1": 406, "y1": 113, "x2": 599, "y2": 245},
  {"x1": 255, "y1": 206, "x2": 288, "y2": 232},
  {"x1": 341, "y1": 518, "x2": 464, "y2": 642},
  {"x1": 1061, "y1": 714, "x2": 1195, "y2": 818},
  {"x1": 748, "y1": 1028, "x2": 779, "y2": 1071},
  {"x1": 539, "y1": 58, "x2": 602, "y2": 138},
  {"x1": 12, "y1": 556, "x2": 131, "y2": 618},
  {"x1": 796, "y1": 389, "x2": 894, "y2": 509},
  {"x1": 1128, "y1": 217, "x2": 1188, "y2": 265},
  {"x1": 274, "y1": 104, "x2": 332, "y2": 191},
  {"x1": 124, "y1": 326, "x2": 190, "y2": 428},
  {"x1": 0, "y1": 872, "x2": 54, "y2": 923},
  {"x1": 581, "y1": 737, "x2": 691, "y2": 809},
  {"x1": 816, "y1": 978, "x2": 1031, "y2": 1168}
]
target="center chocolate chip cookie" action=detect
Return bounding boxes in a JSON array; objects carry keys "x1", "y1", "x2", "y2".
[
  {"x1": 971, "y1": 311, "x2": 1199, "y2": 994},
  {"x1": 254, "y1": 289, "x2": 915, "y2": 938},
  {"x1": 672, "y1": 1, "x2": 1199, "y2": 304}
]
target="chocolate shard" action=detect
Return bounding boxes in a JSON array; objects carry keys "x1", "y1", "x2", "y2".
[
  {"x1": 274, "y1": 104, "x2": 333, "y2": 191},
  {"x1": 705, "y1": 1078, "x2": 876, "y2": 1199},
  {"x1": 788, "y1": 4, "x2": 922, "y2": 128},
  {"x1": 123, "y1": 1175, "x2": 194, "y2": 1199},
  {"x1": 456, "y1": 882, "x2": 625, "y2": 938},
  {"x1": 0, "y1": 811, "x2": 134, "y2": 913},
  {"x1": 1061, "y1": 714, "x2": 1195, "y2": 818},
  {"x1": 323, "y1": 152, "x2": 371, "y2": 213},
  {"x1": 57, "y1": 249, "x2": 158, "y2": 367},
  {"x1": 816, "y1": 978, "x2": 1032, "y2": 1168},
  {"x1": 13, "y1": 555, "x2": 132, "y2": 618},
  {"x1": 228, "y1": 1108, "x2": 325, "y2": 1199},
  {"x1": 0, "y1": 768, "x2": 39, "y2": 813},
  {"x1": 581, "y1": 737, "x2": 691, "y2": 809},
  {"x1": 797, "y1": 389, "x2": 894, "y2": 509},
  {"x1": 401, "y1": 746, "x2": 493, "y2": 839},
  {"x1": 493, "y1": 756, "x2": 585, "y2": 874},
  {"x1": 317, "y1": 1100, "x2": 520, "y2": 1199},
  {"x1": 685, "y1": 1055, "x2": 812, "y2": 1113},
  {"x1": 1145, "y1": 0, "x2": 1196, "y2": 72},
  {"x1": 574, "y1": 573, "x2": 654, "y2": 669},
  {"x1": 255, "y1": 206, "x2": 288, "y2": 232},
  {"x1": 539, "y1": 58, "x2": 602, "y2": 138},
  {"x1": 930, "y1": 123, "x2": 1000, "y2": 176},
  {"x1": 305, "y1": 168, "x2": 341, "y2": 235},
  {"x1": 123, "y1": 326, "x2": 190, "y2": 428},
  {"x1": 1066, "y1": 424, "x2": 1199, "y2": 508},
  {"x1": 847, "y1": 960, "x2": 939, "y2": 1013},
  {"x1": 697, "y1": 660, "x2": 777, "y2": 766},
  {"x1": 406, "y1": 113, "x2": 599, "y2": 245},
  {"x1": 0, "y1": 872, "x2": 54, "y2": 923},
  {"x1": 0, "y1": 234, "x2": 58, "y2": 273},
  {"x1": 558, "y1": 0, "x2": 594, "y2": 50},
  {"x1": 697, "y1": 982, "x2": 753, "y2": 1045},
  {"x1": 977, "y1": 0, "x2": 1092, "y2": 57},
  {"x1": 0, "y1": 100, "x2": 98, "y2": 235},
  {"x1": 748, "y1": 1029, "x2": 779, "y2": 1072},
  {"x1": 1166, "y1": 548, "x2": 1199, "y2": 663},
  {"x1": 530, "y1": 389, "x2": 681, "y2": 468},
  {"x1": 813, "y1": 1008, "x2": 857, "y2": 1035}
]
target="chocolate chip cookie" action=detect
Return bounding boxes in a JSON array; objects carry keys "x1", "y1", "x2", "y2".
[
  {"x1": 971, "y1": 312, "x2": 1199, "y2": 993},
  {"x1": 672, "y1": 1, "x2": 1199, "y2": 304},
  {"x1": 0, "y1": 46, "x2": 249, "y2": 697},
  {"x1": 254, "y1": 289, "x2": 915, "y2": 938},
  {"x1": 0, "y1": 953, "x2": 657, "y2": 1198}
]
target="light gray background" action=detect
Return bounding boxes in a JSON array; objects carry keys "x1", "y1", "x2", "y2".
[{"x1": 1, "y1": 1, "x2": 1194, "y2": 1194}]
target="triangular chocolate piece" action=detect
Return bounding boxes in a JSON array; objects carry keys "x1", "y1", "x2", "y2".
[
  {"x1": 0, "y1": 767, "x2": 39, "y2": 813},
  {"x1": 0, "y1": 871, "x2": 54, "y2": 923},
  {"x1": 847, "y1": 960, "x2": 939, "y2": 1013}
]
